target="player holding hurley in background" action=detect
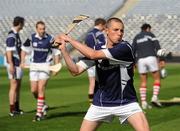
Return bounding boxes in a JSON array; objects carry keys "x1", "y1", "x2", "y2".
[{"x1": 21, "y1": 21, "x2": 61, "y2": 121}]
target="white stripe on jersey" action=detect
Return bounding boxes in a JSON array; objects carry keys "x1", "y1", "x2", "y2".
[
  {"x1": 120, "y1": 67, "x2": 131, "y2": 92},
  {"x1": 76, "y1": 59, "x2": 95, "y2": 70},
  {"x1": 126, "y1": 43, "x2": 135, "y2": 59},
  {"x1": 102, "y1": 49, "x2": 133, "y2": 67},
  {"x1": 7, "y1": 33, "x2": 16, "y2": 39},
  {"x1": 6, "y1": 47, "x2": 16, "y2": 51},
  {"x1": 137, "y1": 35, "x2": 158, "y2": 43},
  {"x1": 76, "y1": 60, "x2": 89, "y2": 69},
  {"x1": 21, "y1": 46, "x2": 31, "y2": 53}
]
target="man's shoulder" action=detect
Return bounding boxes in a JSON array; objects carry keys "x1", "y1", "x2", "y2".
[
  {"x1": 120, "y1": 40, "x2": 132, "y2": 48},
  {"x1": 120, "y1": 40, "x2": 129, "y2": 44},
  {"x1": 45, "y1": 33, "x2": 52, "y2": 38},
  {"x1": 7, "y1": 30, "x2": 16, "y2": 39},
  {"x1": 141, "y1": 31, "x2": 155, "y2": 37},
  {"x1": 88, "y1": 28, "x2": 100, "y2": 35},
  {"x1": 135, "y1": 32, "x2": 145, "y2": 37},
  {"x1": 8, "y1": 30, "x2": 15, "y2": 34},
  {"x1": 88, "y1": 28, "x2": 97, "y2": 34},
  {"x1": 116, "y1": 41, "x2": 134, "y2": 55},
  {"x1": 147, "y1": 32, "x2": 155, "y2": 37},
  {"x1": 31, "y1": 33, "x2": 36, "y2": 37}
]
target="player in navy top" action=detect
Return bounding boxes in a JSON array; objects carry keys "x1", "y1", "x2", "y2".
[
  {"x1": 5, "y1": 16, "x2": 25, "y2": 116},
  {"x1": 132, "y1": 23, "x2": 165, "y2": 109},
  {"x1": 21, "y1": 21, "x2": 61, "y2": 121},
  {"x1": 56, "y1": 18, "x2": 150, "y2": 131},
  {"x1": 85, "y1": 18, "x2": 106, "y2": 104}
]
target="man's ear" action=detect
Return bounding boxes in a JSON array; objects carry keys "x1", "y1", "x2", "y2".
[{"x1": 146, "y1": 27, "x2": 151, "y2": 32}]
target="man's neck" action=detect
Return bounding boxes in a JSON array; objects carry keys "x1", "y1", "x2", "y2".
[
  {"x1": 107, "y1": 39, "x2": 114, "y2": 48},
  {"x1": 12, "y1": 27, "x2": 19, "y2": 33},
  {"x1": 94, "y1": 26, "x2": 101, "y2": 31},
  {"x1": 107, "y1": 39, "x2": 122, "y2": 48},
  {"x1": 35, "y1": 33, "x2": 46, "y2": 39}
]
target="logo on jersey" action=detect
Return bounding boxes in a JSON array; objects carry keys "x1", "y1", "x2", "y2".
[
  {"x1": 33, "y1": 42, "x2": 38, "y2": 47},
  {"x1": 38, "y1": 41, "x2": 43, "y2": 44},
  {"x1": 97, "y1": 60, "x2": 119, "y2": 70}
]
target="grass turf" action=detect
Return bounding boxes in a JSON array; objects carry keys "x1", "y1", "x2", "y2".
[{"x1": 0, "y1": 63, "x2": 180, "y2": 131}]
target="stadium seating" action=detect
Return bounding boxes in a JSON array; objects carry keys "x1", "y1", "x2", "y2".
[
  {"x1": 127, "y1": 0, "x2": 180, "y2": 16},
  {"x1": 0, "y1": 0, "x2": 180, "y2": 56},
  {"x1": 0, "y1": 0, "x2": 124, "y2": 56},
  {"x1": 123, "y1": 0, "x2": 180, "y2": 55}
]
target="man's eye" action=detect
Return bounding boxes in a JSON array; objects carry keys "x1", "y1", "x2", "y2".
[{"x1": 114, "y1": 29, "x2": 124, "y2": 33}]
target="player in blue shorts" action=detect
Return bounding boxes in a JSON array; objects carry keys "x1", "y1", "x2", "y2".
[
  {"x1": 21, "y1": 21, "x2": 61, "y2": 121},
  {"x1": 56, "y1": 18, "x2": 150, "y2": 131}
]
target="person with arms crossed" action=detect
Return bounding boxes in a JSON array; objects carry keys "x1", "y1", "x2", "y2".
[
  {"x1": 56, "y1": 18, "x2": 150, "y2": 131},
  {"x1": 5, "y1": 16, "x2": 25, "y2": 116},
  {"x1": 85, "y1": 18, "x2": 106, "y2": 104},
  {"x1": 21, "y1": 21, "x2": 61, "y2": 121},
  {"x1": 132, "y1": 23, "x2": 165, "y2": 109}
]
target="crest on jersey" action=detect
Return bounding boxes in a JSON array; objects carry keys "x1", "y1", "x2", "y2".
[{"x1": 33, "y1": 42, "x2": 38, "y2": 47}]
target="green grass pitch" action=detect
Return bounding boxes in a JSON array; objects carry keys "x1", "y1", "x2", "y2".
[{"x1": 0, "y1": 64, "x2": 180, "y2": 131}]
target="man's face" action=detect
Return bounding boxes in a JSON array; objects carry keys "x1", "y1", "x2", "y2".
[
  {"x1": 36, "y1": 24, "x2": 46, "y2": 37},
  {"x1": 106, "y1": 21, "x2": 124, "y2": 44}
]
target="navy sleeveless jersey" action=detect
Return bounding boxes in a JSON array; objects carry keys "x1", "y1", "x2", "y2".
[{"x1": 6, "y1": 28, "x2": 22, "y2": 66}]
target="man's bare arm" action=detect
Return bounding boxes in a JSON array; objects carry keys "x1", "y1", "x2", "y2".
[
  {"x1": 6, "y1": 51, "x2": 14, "y2": 65},
  {"x1": 57, "y1": 34, "x2": 107, "y2": 60},
  {"x1": 59, "y1": 42, "x2": 85, "y2": 76},
  {"x1": 20, "y1": 50, "x2": 27, "y2": 67}
]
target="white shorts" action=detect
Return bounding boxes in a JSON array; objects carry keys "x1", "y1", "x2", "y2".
[
  {"x1": 29, "y1": 63, "x2": 50, "y2": 81},
  {"x1": 6, "y1": 65, "x2": 23, "y2": 79},
  {"x1": 84, "y1": 102, "x2": 142, "y2": 124},
  {"x1": 87, "y1": 66, "x2": 95, "y2": 77},
  {"x1": 137, "y1": 56, "x2": 159, "y2": 74}
]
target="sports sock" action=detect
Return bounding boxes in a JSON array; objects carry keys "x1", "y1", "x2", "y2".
[
  {"x1": 139, "y1": 86, "x2": 147, "y2": 103},
  {"x1": 36, "y1": 97, "x2": 44, "y2": 117},
  {"x1": 152, "y1": 82, "x2": 160, "y2": 99}
]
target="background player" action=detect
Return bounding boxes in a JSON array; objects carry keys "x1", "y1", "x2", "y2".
[
  {"x1": 132, "y1": 23, "x2": 165, "y2": 109},
  {"x1": 56, "y1": 17, "x2": 150, "y2": 131},
  {"x1": 5, "y1": 16, "x2": 25, "y2": 116},
  {"x1": 85, "y1": 18, "x2": 106, "y2": 104},
  {"x1": 21, "y1": 21, "x2": 61, "y2": 121}
]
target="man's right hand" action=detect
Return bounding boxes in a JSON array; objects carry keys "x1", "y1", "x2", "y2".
[
  {"x1": 54, "y1": 36, "x2": 67, "y2": 52},
  {"x1": 58, "y1": 40, "x2": 66, "y2": 51}
]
